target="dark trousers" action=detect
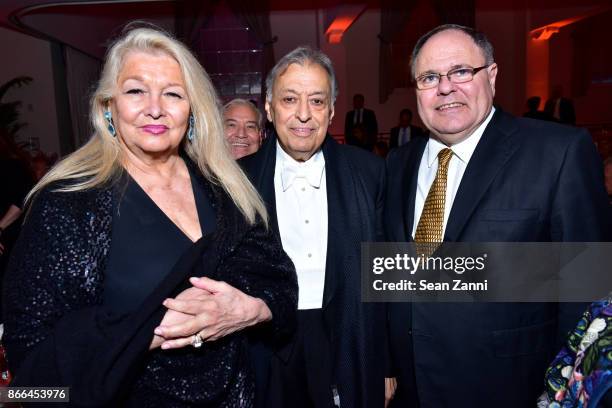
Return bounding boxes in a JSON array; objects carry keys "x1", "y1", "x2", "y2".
[{"x1": 266, "y1": 309, "x2": 335, "y2": 408}]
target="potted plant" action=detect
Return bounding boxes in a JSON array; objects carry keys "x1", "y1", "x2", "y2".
[{"x1": 0, "y1": 76, "x2": 33, "y2": 146}]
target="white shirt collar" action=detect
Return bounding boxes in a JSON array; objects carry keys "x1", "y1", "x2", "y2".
[
  {"x1": 276, "y1": 141, "x2": 325, "y2": 191},
  {"x1": 425, "y1": 107, "x2": 496, "y2": 167}
]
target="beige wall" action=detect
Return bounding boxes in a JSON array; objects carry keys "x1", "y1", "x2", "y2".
[{"x1": 343, "y1": 10, "x2": 422, "y2": 134}]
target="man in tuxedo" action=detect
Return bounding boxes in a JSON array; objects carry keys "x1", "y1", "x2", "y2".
[
  {"x1": 388, "y1": 109, "x2": 426, "y2": 149},
  {"x1": 344, "y1": 93, "x2": 378, "y2": 150},
  {"x1": 242, "y1": 46, "x2": 391, "y2": 408},
  {"x1": 385, "y1": 24, "x2": 611, "y2": 407}
]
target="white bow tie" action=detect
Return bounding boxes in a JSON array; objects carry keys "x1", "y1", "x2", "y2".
[{"x1": 280, "y1": 159, "x2": 325, "y2": 191}]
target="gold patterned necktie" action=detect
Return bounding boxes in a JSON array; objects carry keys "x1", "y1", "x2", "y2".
[{"x1": 414, "y1": 148, "x2": 454, "y2": 243}]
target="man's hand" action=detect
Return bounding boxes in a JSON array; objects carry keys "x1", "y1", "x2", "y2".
[
  {"x1": 154, "y1": 277, "x2": 272, "y2": 349},
  {"x1": 385, "y1": 377, "x2": 397, "y2": 408}
]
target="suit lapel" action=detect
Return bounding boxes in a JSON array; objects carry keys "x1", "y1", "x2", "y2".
[
  {"x1": 401, "y1": 137, "x2": 427, "y2": 241},
  {"x1": 321, "y1": 136, "x2": 359, "y2": 309},
  {"x1": 444, "y1": 109, "x2": 520, "y2": 241},
  {"x1": 252, "y1": 135, "x2": 280, "y2": 237}
]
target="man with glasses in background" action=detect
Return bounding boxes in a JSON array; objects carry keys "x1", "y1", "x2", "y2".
[{"x1": 384, "y1": 24, "x2": 610, "y2": 407}]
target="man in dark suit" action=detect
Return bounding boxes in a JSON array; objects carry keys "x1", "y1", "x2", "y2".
[
  {"x1": 385, "y1": 24, "x2": 611, "y2": 408},
  {"x1": 523, "y1": 96, "x2": 554, "y2": 122},
  {"x1": 545, "y1": 86, "x2": 577, "y2": 125},
  {"x1": 605, "y1": 157, "x2": 612, "y2": 204},
  {"x1": 344, "y1": 93, "x2": 378, "y2": 150},
  {"x1": 242, "y1": 46, "x2": 391, "y2": 408},
  {"x1": 389, "y1": 108, "x2": 426, "y2": 149}
]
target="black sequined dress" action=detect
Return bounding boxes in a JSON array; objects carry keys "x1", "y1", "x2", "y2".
[{"x1": 2, "y1": 159, "x2": 298, "y2": 407}]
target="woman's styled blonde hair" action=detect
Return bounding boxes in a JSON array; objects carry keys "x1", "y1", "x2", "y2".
[{"x1": 28, "y1": 25, "x2": 267, "y2": 225}]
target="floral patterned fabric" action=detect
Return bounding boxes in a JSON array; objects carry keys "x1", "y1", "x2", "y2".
[{"x1": 539, "y1": 296, "x2": 612, "y2": 408}]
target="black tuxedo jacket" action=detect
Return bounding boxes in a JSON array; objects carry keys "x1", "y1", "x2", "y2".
[
  {"x1": 345, "y1": 108, "x2": 378, "y2": 149},
  {"x1": 389, "y1": 125, "x2": 426, "y2": 149},
  {"x1": 242, "y1": 133, "x2": 388, "y2": 408},
  {"x1": 384, "y1": 108, "x2": 611, "y2": 408}
]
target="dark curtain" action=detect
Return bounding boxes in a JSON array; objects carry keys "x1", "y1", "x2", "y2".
[
  {"x1": 227, "y1": 0, "x2": 276, "y2": 102},
  {"x1": 50, "y1": 42, "x2": 75, "y2": 155},
  {"x1": 570, "y1": 24, "x2": 590, "y2": 99},
  {"x1": 569, "y1": 11, "x2": 612, "y2": 99},
  {"x1": 64, "y1": 46, "x2": 101, "y2": 148},
  {"x1": 174, "y1": 0, "x2": 220, "y2": 51},
  {"x1": 378, "y1": 0, "x2": 413, "y2": 104},
  {"x1": 431, "y1": 0, "x2": 475, "y2": 27}
]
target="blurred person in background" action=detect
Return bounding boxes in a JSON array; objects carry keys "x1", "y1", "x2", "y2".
[
  {"x1": 523, "y1": 96, "x2": 554, "y2": 122},
  {"x1": 344, "y1": 93, "x2": 378, "y2": 151},
  {"x1": 604, "y1": 157, "x2": 612, "y2": 204},
  {"x1": 223, "y1": 98, "x2": 263, "y2": 159},
  {"x1": 389, "y1": 108, "x2": 426, "y2": 149},
  {"x1": 540, "y1": 294, "x2": 612, "y2": 407},
  {"x1": 373, "y1": 140, "x2": 390, "y2": 158},
  {"x1": 545, "y1": 86, "x2": 576, "y2": 126},
  {"x1": 29, "y1": 150, "x2": 57, "y2": 181},
  {"x1": 0, "y1": 132, "x2": 34, "y2": 316}
]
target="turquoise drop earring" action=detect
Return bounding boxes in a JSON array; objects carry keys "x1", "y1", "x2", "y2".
[{"x1": 104, "y1": 110, "x2": 116, "y2": 137}]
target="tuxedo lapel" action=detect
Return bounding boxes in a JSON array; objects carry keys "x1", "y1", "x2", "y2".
[
  {"x1": 251, "y1": 135, "x2": 280, "y2": 237},
  {"x1": 321, "y1": 136, "x2": 357, "y2": 309},
  {"x1": 444, "y1": 109, "x2": 520, "y2": 242},
  {"x1": 401, "y1": 137, "x2": 427, "y2": 241}
]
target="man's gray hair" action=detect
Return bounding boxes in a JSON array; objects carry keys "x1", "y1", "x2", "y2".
[
  {"x1": 265, "y1": 46, "x2": 338, "y2": 105},
  {"x1": 410, "y1": 24, "x2": 495, "y2": 79},
  {"x1": 223, "y1": 98, "x2": 263, "y2": 129}
]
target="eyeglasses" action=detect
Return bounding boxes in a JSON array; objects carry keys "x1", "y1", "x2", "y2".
[{"x1": 414, "y1": 65, "x2": 491, "y2": 90}]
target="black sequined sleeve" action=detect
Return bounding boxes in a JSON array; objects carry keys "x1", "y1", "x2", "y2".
[
  {"x1": 213, "y1": 221, "x2": 298, "y2": 341},
  {"x1": 4, "y1": 187, "x2": 108, "y2": 366},
  {"x1": 2, "y1": 187, "x2": 164, "y2": 405}
]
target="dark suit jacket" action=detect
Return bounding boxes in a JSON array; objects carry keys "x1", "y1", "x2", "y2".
[
  {"x1": 345, "y1": 108, "x2": 378, "y2": 149},
  {"x1": 545, "y1": 97, "x2": 576, "y2": 125},
  {"x1": 3, "y1": 166, "x2": 297, "y2": 406},
  {"x1": 384, "y1": 108, "x2": 611, "y2": 408},
  {"x1": 389, "y1": 125, "x2": 426, "y2": 149},
  {"x1": 242, "y1": 133, "x2": 388, "y2": 408}
]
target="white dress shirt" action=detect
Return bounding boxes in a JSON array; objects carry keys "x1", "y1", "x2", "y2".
[
  {"x1": 398, "y1": 127, "x2": 411, "y2": 146},
  {"x1": 274, "y1": 142, "x2": 328, "y2": 310},
  {"x1": 412, "y1": 108, "x2": 496, "y2": 238},
  {"x1": 353, "y1": 109, "x2": 363, "y2": 124}
]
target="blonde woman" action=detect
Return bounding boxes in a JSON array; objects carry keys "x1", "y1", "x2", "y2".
[{"x1": 3, "y1": 25, "x2": 297, "y2": 406}]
